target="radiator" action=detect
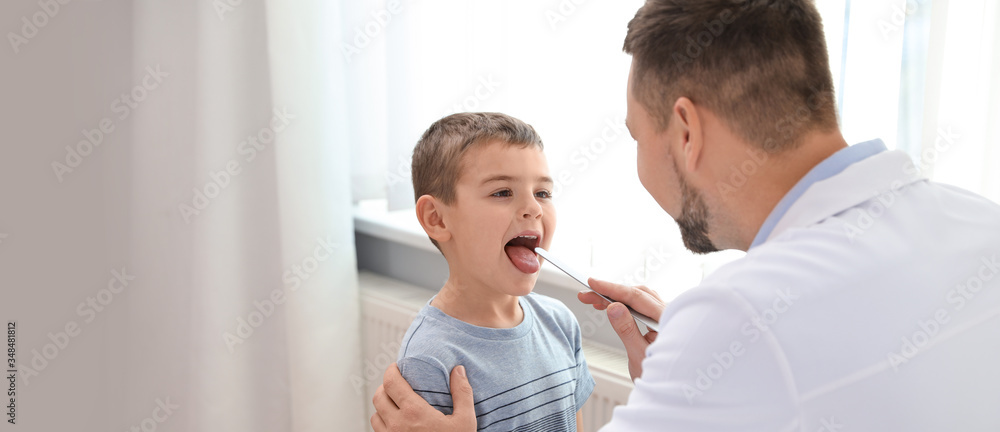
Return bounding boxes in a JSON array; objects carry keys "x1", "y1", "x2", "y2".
[{"x1": 357, "y1": 271, "x2": 633, "y2": 432}]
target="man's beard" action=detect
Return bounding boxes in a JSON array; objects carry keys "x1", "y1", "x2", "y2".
[{"x1": 675, "y1": 171, "x2": 719, "y2": 254}]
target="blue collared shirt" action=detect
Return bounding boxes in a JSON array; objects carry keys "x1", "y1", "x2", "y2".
[{"x1": 749, "y1": 139, "x2": 888, "y2": 249}]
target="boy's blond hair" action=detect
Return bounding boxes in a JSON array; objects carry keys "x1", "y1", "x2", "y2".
[{"x1": 411, "y1": 112, "x2": 544, "y2": 251}]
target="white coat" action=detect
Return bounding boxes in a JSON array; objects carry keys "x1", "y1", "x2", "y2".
[{"x1": 601, "y1": 141, "x2": 1000, "y2": 431}]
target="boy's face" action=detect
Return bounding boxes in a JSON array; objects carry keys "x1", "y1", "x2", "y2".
[{"x1": 441, "y1": 142, "x2": 556, "y2": 297}]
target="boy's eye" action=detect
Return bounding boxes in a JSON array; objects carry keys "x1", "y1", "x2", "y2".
[
  {"x1": 491, "y1": 189, "x2": 513, "y2": 197},
  {"x1": 535, "y1": 190, "x2": 552, "y2": 199}
]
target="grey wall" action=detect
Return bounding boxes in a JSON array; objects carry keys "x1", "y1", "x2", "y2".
[{"x1": 3, "y1": 0, "x2": 134, "y2": 429}]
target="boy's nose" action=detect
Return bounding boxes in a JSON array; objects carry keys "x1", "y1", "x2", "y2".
[{"x1": 521, "y1": 198, "x2": 542, "y2": 219}]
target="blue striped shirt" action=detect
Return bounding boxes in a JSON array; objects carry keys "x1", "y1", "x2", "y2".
[{"x1": 398, "y1": 293, "x2": 595, "y2": 432}]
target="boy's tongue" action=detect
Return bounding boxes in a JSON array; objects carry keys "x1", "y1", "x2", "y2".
[{"x1": 505, "y1": 245, "x2": 539, "y2": 273}]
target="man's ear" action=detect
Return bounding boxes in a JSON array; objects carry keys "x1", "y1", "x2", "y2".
[
  {"x1": 672, "y1": 97, "x2": 703, "y2": 173},
  {"x1": 415, "y1": 195, "x2": 452, "y2": 244}
]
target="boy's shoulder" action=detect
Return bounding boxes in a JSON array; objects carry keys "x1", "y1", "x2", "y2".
[{"x1": 398, "y1": 304, "x2": 456, "y2": 356}]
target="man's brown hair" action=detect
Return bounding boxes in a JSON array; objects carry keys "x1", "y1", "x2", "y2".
[
  {"x1": 624, "y1": 0, "x2": 838, "y2": 152},
  {"x1": 411, "y1": 112, "x2": 544, "y2": 249}
]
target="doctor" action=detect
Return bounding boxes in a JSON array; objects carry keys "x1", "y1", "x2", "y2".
[{"x1": 371, "y1": 0, "x2": 1000, "y2": 430}]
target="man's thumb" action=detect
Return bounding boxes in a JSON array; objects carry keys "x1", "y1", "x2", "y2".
[
  {"x1": 608, "y1": 303, "x2": 642, "y2": 350},
  {"x1": 449, "y1": 365, "x2": 475, "y2": 420}
]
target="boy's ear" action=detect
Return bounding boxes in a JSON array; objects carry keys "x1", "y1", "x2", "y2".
[{"x1": 415, "y1": 195, "x2": 452, "y2": 244}]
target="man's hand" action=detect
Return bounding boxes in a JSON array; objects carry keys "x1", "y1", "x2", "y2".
[
  {"x1": 578, "y1": 278, "x2": 665, "y2": 381},
  {"x1": 371, "y1": 363, "x2": 477, "y2": 432}
]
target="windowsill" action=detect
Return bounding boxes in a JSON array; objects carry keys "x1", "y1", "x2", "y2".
[{"x1": 353, "y1": 200, "x2": 587, "y2": 293}]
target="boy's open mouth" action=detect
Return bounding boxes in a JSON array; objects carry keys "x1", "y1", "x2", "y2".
[{"x1": 504, "y1": 233, "x2": 541, "y2": 274}]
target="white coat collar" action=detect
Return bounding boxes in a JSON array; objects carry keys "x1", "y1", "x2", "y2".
[{"x1": 759, "y1": 144, "x2": 926, "y2": 247}]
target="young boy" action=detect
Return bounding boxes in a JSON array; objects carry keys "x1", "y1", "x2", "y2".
[{"x1": 398, "y1": 112, "x2": 595, "y2": 431}]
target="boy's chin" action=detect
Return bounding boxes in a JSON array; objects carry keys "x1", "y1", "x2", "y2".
[{"x1": 507, "y1": 274, "x2": 538, "y2": 296}]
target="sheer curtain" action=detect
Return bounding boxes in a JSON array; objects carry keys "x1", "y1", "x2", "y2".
[
  {"x1": 2, "y1": 0, "x2": 363, "y2": 430},
  {"x1": 346, "y1": 0, "x2": 1000, "y2": 301},
  {"x1": 124, "y1": 0, "x2": 364, "y2": 430},
  {"x1": 831, "y1": 0, "x2": 1000, "y2": 202}
]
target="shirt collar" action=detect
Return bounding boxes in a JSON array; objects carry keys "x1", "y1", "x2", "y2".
[{"x1": 749, "y1": 139, "x2": 888, "y2": 249}]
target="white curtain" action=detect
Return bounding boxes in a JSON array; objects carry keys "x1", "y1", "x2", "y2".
[
  {"x1": 2, "y1": 0, "x2": 363, "y2": 430},
  {"x1": 828, "y1": 0, "x2": 1000, "y2": 203},
  {"x1": 126, "y1": 0, "x2": 364, "y2": 430}
]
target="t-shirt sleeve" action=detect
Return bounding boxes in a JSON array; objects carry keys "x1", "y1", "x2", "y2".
[
  {"x1": 397, "y1": 356, "x2": 454, "y2": 415},
  {"x1": 572, "y1": 318, "x2": 596, "y2": 412}
]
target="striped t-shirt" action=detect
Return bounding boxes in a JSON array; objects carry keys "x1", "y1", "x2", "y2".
[{"x1": 398, "y1": 293, "x2": 595, "y2": 432}]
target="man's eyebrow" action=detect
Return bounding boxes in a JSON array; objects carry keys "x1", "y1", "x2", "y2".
[{"x1": 480, "y1": 175, "x2": 554, "y2": 185}]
